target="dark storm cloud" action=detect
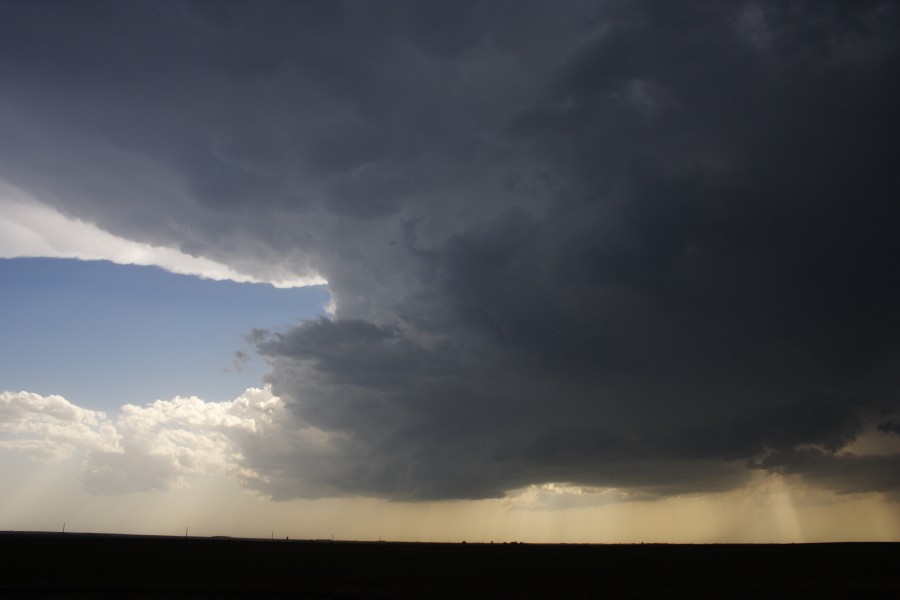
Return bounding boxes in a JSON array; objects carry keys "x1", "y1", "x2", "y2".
[
  {"x1": 755, "y1": 449, "x2": 900, "y2": 496},
  {"x1": 2, "y1": 0, "x2": 899, "y2": 499},
  {"x1": 878, "y1": 420, "x2": 900, "y2": 436}
]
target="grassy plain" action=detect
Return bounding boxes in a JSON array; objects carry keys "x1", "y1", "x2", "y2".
[{"x1": 1, "y1": 532, "x2": 898, "y2": 598}]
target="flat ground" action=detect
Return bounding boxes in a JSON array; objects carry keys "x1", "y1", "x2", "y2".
[{"x1": 1, "y1": 532, "x2": 898, "y2": 598}]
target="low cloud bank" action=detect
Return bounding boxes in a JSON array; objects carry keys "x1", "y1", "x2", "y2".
[
  {"x1": 0, "y1": 388, "x2": 332, "y2": 496},
  {"x1": 3, "y1": 387, "x2": 900, "y2": 503}
]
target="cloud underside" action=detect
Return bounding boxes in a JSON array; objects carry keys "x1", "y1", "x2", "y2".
[
  {"x1": 0, "y1": 182, "x2": 324, "y2": 287},
  {"x1": 1, "y1": 1, "x2": 899, "y2": 499}
]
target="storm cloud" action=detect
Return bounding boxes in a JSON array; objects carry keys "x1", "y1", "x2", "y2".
[{"x1": 2, "y1": 0, "x2": 899, "y2": 500}]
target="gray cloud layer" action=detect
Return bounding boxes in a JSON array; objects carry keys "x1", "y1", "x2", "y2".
[{"x1": 2, "y1": 0, "x2": 899, "y2": 500}]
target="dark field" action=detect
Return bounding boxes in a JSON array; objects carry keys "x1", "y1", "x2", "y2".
[{"x1": 2, "y1": 532, "x2": 898, "y2": 599}]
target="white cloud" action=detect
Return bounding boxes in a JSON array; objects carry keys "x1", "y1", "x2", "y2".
[
  {"x1": 0, "y1": 391, "x2": 119, "y2": 461},
  {"x1": 503, "y1": 483, "x2": 640, "y2": 511},
  {"x1": 92, "y1": 388, "x2": 286, "y2": 493},
  {"x1": 0, "y1": 181, "x2": 325, "y2": 288},
  {"x1": 0, "y1": 386, "x2": 334, "y2": 496}
]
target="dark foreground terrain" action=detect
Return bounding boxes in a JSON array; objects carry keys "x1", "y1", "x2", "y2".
[{"x1": 1, "y1": 532, "x2": 898, "y2": 599}]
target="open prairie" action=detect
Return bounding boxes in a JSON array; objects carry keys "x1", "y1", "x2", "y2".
[{"x1": 1, "y1": 532, "x2": 898, "y2": 598}]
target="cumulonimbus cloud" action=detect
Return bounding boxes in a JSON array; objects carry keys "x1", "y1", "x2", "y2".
[{"x1": 1, "y1": 1, "x2": 899, "y2": 500}]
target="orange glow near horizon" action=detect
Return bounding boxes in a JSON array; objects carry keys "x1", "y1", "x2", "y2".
[{"x1": 1, "y1": 455, "x2": 897, "y2": 544}]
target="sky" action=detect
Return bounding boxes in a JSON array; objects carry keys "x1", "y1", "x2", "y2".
[{"x1": 1, "y1": 0, "x2": 900, "y2": 543}]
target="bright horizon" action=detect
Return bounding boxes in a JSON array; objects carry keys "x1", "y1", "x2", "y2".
[{"x1": 5, "y1": 434, "x2": 899, "y2": 544}]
